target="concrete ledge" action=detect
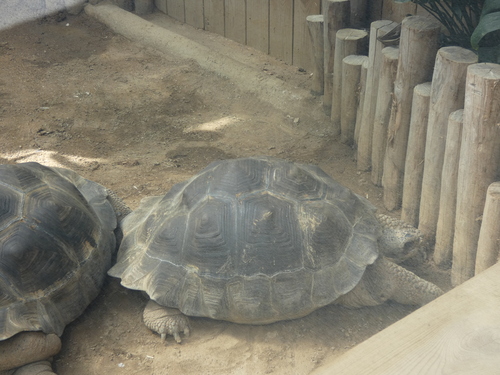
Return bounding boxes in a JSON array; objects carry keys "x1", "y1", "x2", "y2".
[
  {"x1": 84, "y1": 2, "x2": 322, "y2": 121},
  {"x1": 312, "y1": 262, "x2": 500, "y2": 374}
]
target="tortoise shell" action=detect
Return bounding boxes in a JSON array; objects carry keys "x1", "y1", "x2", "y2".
[
  {"x1": 0, "y1": 163, "x2": 117, "y2": 340},
  {"x1": 109, "y1": 157, "x2": 380, "y2": 324}
]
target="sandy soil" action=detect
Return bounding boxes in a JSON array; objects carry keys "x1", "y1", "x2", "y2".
[{"x1": 0, "y1": 9, "x2": 450, "y2": 375}]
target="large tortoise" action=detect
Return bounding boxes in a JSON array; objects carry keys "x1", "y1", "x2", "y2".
[
  {"x1": 0, "y1": 162, "x2": 130, "y2": 374},
  {"x1": 108, "y1": 157, "x2": 443, "y2": 343}
]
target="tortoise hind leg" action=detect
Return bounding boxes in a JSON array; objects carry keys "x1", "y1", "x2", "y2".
[
  {"x1": 143, "y1": 300, "x2": 191, "y2": 344},
  {"x1": 377, "y1": 257, "x2": 444, "y2": 306}
]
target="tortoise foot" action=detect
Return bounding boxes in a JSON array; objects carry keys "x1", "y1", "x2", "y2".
[{"x1": 143, "y1": 300, "x2": 191, "y2": 344}]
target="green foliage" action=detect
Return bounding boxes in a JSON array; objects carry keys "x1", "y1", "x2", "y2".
[
  {"x1": 471, "y1": 0, "x2": 500, "y2": 62},
  {"x1": 396, "y1": 0, "x2": 500, "y2": 62},
  {"x1": 395, "y1": 0, "x2": 484, "y2": 48}
]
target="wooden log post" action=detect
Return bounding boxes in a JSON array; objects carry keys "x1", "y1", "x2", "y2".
[
  {"x1": 452, "y1": 63, "x2": 500, "y2": 286},
  {"x1": 400, "y1": 82, "x2": 432, "y2": 227},
  {"x1": 322, "y1": 0, "x2": 350, "y2": 115},
  {"x1": 475, "y1": 182, "x2": 500, "y2": 275},
  {"x1": 340, "y1": 55, "x2": 368, "y2": 145},
  {"x1": 356, "y1": 20, "x2": 398, "y2": 172},
  {"x1": 306, "y1": 15, "x2": 325, "y2": 96},
  {"x1": 381, "y1": 16, "x2": 440, "y2": 211},
  {"x1": 354, "y1": 58, "x2": 369, "y2": 146},
  {"x1": 350, "y1": 0, "x2": 368, "y2": 28},
  {"x1": 433, "y1": 110, "x2": 463, "y2": 268},
  {"x1": 371, "y1": 46, "x2": 399, "y2": 186},
  {"x1": 418, "y1": 47, "x2": 477, "y2": 240},
  {"x1": 331, "y1": 29, "x2": 368, "y2": 135}
]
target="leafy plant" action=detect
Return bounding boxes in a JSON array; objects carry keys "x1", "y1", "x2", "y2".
[
  {"x1": 395, "y1": 0, "x2": 484, "y2": 48},
  {"x1": 471, "y1": 0, "x2": 500, "y2": 62}
]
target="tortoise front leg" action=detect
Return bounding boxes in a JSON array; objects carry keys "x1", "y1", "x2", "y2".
[
  {"x1": 143, "y1": 300, "x2": 191, "y2": 344},
  {"x1": 337, "y1": 257, "x2": 443, "y2": 308}
]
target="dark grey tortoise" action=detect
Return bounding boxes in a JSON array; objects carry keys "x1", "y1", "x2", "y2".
[
  {"x1": 0, "y1": 162, "x2": 130, "y2": 374},
  {"x1": 108, "y1": 157, "x2": 443, "y2": 344}
]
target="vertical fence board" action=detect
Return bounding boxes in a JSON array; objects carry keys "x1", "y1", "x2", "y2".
[
  {"x1": 225, "y1": 0, "x2": 246, "y2": 44},
  {"x1": 293, "y1": 0, "x2": 320, "y2": 71},
  {"x1": 270, "y1": 0, "x2": 294, "y2": 64},
  {"x1": 185, "y1": 0, "x2": 204, "y2": 29},
  {"x1": 155, "y1": 0, "x2": 167, "y2": 13},
  {"x1": 205, "y1": 0, "x2": 225, "y2": 35},
  {"x1": 167, "y1": 0, "x2": 185, "y2": 22},
  {"x1": 247, "y1": 0, "x2": 269, "y2": 54}
]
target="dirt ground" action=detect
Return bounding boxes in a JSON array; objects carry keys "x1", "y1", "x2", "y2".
[{"x1": 0, "y1": 9, "x2": 451, "y2": 375}]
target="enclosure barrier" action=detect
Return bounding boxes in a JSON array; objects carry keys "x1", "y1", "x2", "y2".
[
  {"x1": 356, "y1": 20, "x2": 396, "y2": 172},
  {"x1": 331, "y1": 28, "x2": 368, "y2": 135},
  {"x1": 312, "y1": 15, "x2": 500, "y2": 285},
  {"x1": 381, "y1": 16, "x2": 440, "y2": 211},
  {"x1": 370, "y1": 46, "x2": 399, "y2": 186},
  {"x1": 399, "y1": 82, "x2": 431, "y2": 227},
  {"x1": 418, "y1": 47, "x2": 477, "y2": 240},
  {"x1": 322, "y1": 0, "x2": 350, "y2": 115},
  {"x1": 340, "y1": 55, "x2": 367, "y2": 145},
  {"x1": 306, "y1": 15, "x2": 325, "y2": 95},
  {"x1": 433, "y1": 109, "x2": 463, "y2": 268},
  {"x1": 452, "y1": 63, "x2": 500, "y2": 285}
]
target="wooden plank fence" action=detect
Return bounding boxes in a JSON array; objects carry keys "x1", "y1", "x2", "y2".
[
  {"x1": 154, "y1": 0, "x2": 320, "y2": 71},
  {"x1": 152, "y1": 0, "x2": 426, "y2": 72}
]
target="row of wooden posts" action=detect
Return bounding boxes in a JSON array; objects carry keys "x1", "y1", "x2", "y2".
[{"x1": 307, "y1": 1, "x2": 500, "y2": 286}]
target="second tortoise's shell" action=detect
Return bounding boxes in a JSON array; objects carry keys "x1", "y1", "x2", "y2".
[
  {"x1": 109, "y1": 157, "x2": 380, "y2": 324},
  {"x1": 0, "y1": 163, "x2": 117, "y2": 340}
]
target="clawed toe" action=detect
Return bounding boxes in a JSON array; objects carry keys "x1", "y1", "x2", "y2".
[{"x1": 143, "y1": 300, "x2": 191, "y2": 344}]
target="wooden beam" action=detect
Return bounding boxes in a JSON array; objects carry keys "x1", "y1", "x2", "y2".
[
  {"x1": 370, "y1": 46, "x2": 399, "y2": 186},
  {"x1": 154, "y1": 0, "x2": 167, "y2": 13},
  {"x1": 312, "y1": 262, "x2": 500, "y2": 375},
  {"x1": 185, "y1": 0, "x2": 204, "y2": 29},
  {"x1": 204, "y1": 0, "x2": 225, "y2": 36},
  {"x1": 453, "y1": 63, "x2": 500, "y2": 285},
  {"x1": 340, "y1": 55, "x2": 368, "y2": 145},
  {"x1": 246, "y1": 0, "x2": 269, "y2": 54},
  {"x1": 270, "y1": 0, "x2": 294, "y2": 64},
  {"x1": 381, "y1": 16, "x2": 440, "y2": 211},
  {"x1": 356, "y1": 19, "x2": 396, "y2": 172},
  {"x1": 433, "y1": 110, "x2": 464, "y2": 268},
  {"x1": 418, "y1": 47, "x2": 477, "y2": 240},
  {"x1": 331, "y1": 28, "x2": 368, "y2": 135},
  {"x1": 400, "y1": 82, "x2": 432, "y2": 227},
  {"x1": 353, "y1": 58, "x2": 368, "y2": 145},
  {"x1": 225, "y1": 0, "x2": 246, "y2": 44},
  {"x1": 293, "y1": 0, "x2": 321, "y2": 71},
  {"x1": 167, "y1": 0, "x2": 185, "y2": 22},
  {"x1": 306, "y1": 15, "x2": 324, "y2": 95},
  {"x1": 322, "y1": 0, "x2": 350, "y2": 114},
  {"x1": 475, "y1": 182, "x2": 500, "y2": 275},
  {"x1": 135, "y1": 0, "x2": 155, "y2": 14}
]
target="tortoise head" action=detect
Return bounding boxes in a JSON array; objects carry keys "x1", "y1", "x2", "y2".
[{"x1": 376, "y1": 214, "x2": 424, "y2": 264}]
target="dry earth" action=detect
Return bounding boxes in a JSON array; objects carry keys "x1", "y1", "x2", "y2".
[{"x1": 0, "y1": 9, "x2": 450, "y2": 375}]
